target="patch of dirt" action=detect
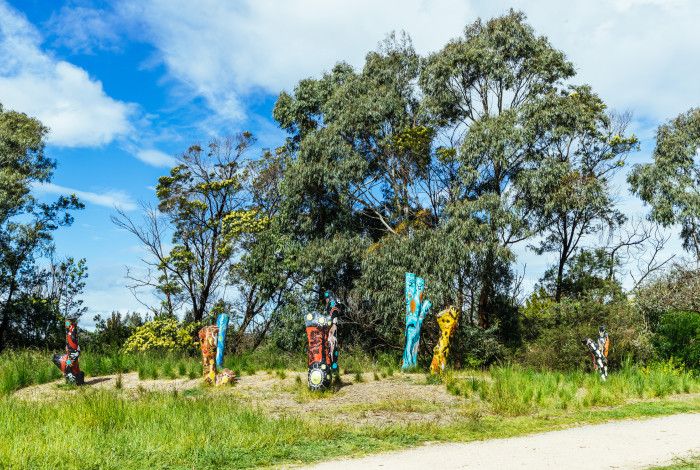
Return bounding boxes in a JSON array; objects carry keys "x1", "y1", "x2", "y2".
[
  {"x1": 12, "y1": 370, "x2": 467, "y2": 425},
  {"x1": 13, "y1": 373, "x2": 201, "y2": 401},
  {"x1": 220, "y1": 371, "x2": 467, "y2": 425}
]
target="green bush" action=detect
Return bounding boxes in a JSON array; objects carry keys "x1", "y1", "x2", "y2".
[
  {"x1": 123, "y1": 318, "x2": 199, "y2": 354},
  {"x1": 655, "y1": 311, "x2": 700, "y2": 370},
  {"x1": 520, "y1": 292, "x2": 653, "y2": 370},
  {"x1": 635, "y1": 266, "x2": 700, "y2": 329}
]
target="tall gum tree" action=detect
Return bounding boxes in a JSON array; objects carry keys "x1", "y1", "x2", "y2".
[
  {"x1": 629, "y1": 107, "x2": 700, "y2": 258},
  {"x1": 114, "y1": 134, "x2": 266, "y2": 323},
  {"x1": 272, "y1": 33, "x2": 432, "y2": 299},
  {"x1": 521, "y1": 86, "x2": 638, "y2": 301},
  {"x1": 419, "y1": 10, "x2": 575, "y2": 326},
  {"x1": 0, "y1": 104, "x2": 83, "y2": 350}
]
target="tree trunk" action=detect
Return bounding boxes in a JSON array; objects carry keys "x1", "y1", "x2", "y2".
[
  {"x1": 555, "y1": 254, "x2": 565, "y2": 302},
  {"x1": 477, "y1": 249, "x2": 495, "y2": 329},
  {"x1": 0, "y1": 279, "x2": 18, "y2": 352}
]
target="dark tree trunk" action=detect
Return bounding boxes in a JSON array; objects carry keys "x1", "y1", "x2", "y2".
[
  {"x1": 555, "y1": 255, "x2": 565, "y2": 302},
  {"x1": 477, "y1": 249, "x2": 494, "y2": 329},
  {"x1": 0, "y1": 279, "x2": 18, "y2": 352}
]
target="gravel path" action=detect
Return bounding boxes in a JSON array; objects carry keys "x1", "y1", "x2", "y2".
[{"x1": 304, "y1": 413, "x2": 700, "y2": 470}]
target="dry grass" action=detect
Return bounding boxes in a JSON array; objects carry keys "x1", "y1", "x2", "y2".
[{"x1": 13, "y1": 369, "x2": 463, "y2": 424}]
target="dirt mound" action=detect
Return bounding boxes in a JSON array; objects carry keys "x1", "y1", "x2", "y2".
[
  {"x1": 13, "y1": 372, "x2": 200, "y2": 400},
  {"x1": 12, "y1": 370, "x2": 466, "y2": 425},
  {"x1": 221, "y1": 371, "x2": 465, "y2": 425}
]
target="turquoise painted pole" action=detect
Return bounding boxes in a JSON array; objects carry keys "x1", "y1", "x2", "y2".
[
  {"x1": 402, "y1": 273, "x2": 431, "y2": 370},
  {"x1": 216, "y1": 313, "x2": 229, "y2": 369}
]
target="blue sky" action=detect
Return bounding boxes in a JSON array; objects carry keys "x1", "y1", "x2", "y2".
[{"x1": 1, "y1": 0, "x2": 699, "y2": 326}]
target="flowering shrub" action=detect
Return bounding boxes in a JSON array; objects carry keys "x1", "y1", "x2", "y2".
[{"x1": 123, "y1": 318, "x2": 199, "y2": 353}]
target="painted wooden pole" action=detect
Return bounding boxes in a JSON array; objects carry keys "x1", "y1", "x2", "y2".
[{"x1": 402, "y1": 273, "x2": 431, "y2": 370}]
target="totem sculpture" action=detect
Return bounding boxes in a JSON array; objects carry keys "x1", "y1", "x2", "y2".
[
  {"x1": 198, "y1": 315, "x2": 236, "y2": 386},
  {"x1": 52, "y1": 318, "x2": 85, "y2": 385},
  {"x1": 216, "y1": 313, "x2": 230, "y2": 369},
  {"x1": 597, "y1": 325, "x2": 610, "y2": 362},
  {"x1": 582, "y1": 325, "x2": 609, "y2": 381},
  {"x1": 305, "y1": 291, "x2": 341, "y2": 391},
  {"x1": 430, "y1": 306, "x2": 459, "y2": 374},
  {"x1": 402, "y1": 272, "x2": 432, "y2": 370}
]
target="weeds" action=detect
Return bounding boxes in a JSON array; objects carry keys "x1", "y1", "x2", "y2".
[
  {"x1": 0, "y1": 388, "x2": 698, "y2": 469},
  {"x1": 0, "y1": 350, "x2": 62, "y2": 396},
  {"x1": 445, "y1": 362, "x2": 700, "y2": 416}
]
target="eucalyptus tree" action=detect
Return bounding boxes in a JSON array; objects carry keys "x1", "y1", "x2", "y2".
[
  {"x1": 0, "y1": 104, "x2": 83, "y2": 350},
  {"x1": 419, "y1": 10, "x2": 575, "y2": 326},
  {"x1": 629, "y1": 107, "x2": 700, "y2": 258},
  {"x1": 521, "y1": 87, "x2": 638, "y2": 301},
  {"x1": 272, "y1": 33, "x2": 432, "y2": 299},
  {"x1": 114, "y1": 134, "x2": 266, "y2": 322}
]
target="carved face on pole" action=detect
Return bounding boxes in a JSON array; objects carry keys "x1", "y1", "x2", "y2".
[
  {"x1": 216, "y1": 313, "x2": 230, "y2": 369},
  {"x1": 199, "y1": 325, "x2": 219, "y2": 385},
  {"x1": 402, "y1": 273, "x2": 432, "y2": 370},
  {"x1": 582, "y1": 333, "x2": 609, "y2": 381},
  {"x1": 305, "y1": 291, "x2": 341, "y2": 391},
  {"x1": 597, "y1": 325, "x2": 609, "y2": 359}
]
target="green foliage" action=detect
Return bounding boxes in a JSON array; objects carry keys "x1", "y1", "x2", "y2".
[
  {"x1": 123, "y1": 318, "x2": 199, "y2": 354},
  {"x1": 520, "y1": 292, "x2": 653, "y2": 370},
  {"x1": 520, "y1": 86, "x2": 637, "y2": 300},
  {"x1": 629, "y1": 107, "x2": 700, "y2": 257},
  {"x1": 446, "y1": 361, "x2": 699, "y2": 416},
  {"x1": 635, "y1": 265, "x2": 700, "y2": 329},
  {"x1": 271, "y1": 9, "x2": 619, "y2": 347},
  {"x1": 538, "y1": 249, "x2": 623, "y2": 301},
  {"x1": 0, "y1": 104, "x2": 84, "y2": 351},
  {"x1": 655, "y1": 311, "x2": 700, "y2": 370},
  {"x1": 89, "y1": 311, "x2": 144, "y2": 351}
]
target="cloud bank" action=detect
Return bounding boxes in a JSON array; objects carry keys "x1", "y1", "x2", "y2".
[
  {"x1": 0, "y1": 1, "x2": 133, "y2": 147},
  {"x1": 109, "y1": 0, "x2": 700, "y2": 126}
]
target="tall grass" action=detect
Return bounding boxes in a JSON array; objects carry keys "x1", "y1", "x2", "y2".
[
  {"x1": 222, "y1": 345, "x2": 306, "y2": 373},
  {"x1": 0, "y1": 350, "x2": 62, "y2": 396},
  {"x1": 0, "y1": 388, "x2": 699, "y2": 469},
  {"x1": 0, "y1": 391, "x2": 357, "y2": 468},
  {"x1": 0, "y1": 349, "x2": 204, "y2": 396},
  {"x1": 445, "y1": 361, "x2": 700, "y2": 416},
  {"x1": 0, "y1": 345, "x2": 404, "y2": 397}
]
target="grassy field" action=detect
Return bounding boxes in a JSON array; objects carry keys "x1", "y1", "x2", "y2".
[
  {"x1": 1, "y1": 349, "x2": 700, "y2": 469},
  {"x1": 0, "y1": 347, "x2": 395, "y2": 396}
]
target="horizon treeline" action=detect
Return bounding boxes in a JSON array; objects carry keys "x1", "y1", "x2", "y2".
[{"x1": 2, "y1": 11, "x2": 700, "y2": 370}]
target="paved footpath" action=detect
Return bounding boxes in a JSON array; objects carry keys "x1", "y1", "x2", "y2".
[{"x1": 303, "y1": 413, "x2": 700, "y2": 469}]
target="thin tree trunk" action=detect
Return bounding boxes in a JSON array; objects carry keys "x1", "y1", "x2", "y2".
[
  {"x1": 555, "y1": 254, "x2": 565, "y2": 302},
  {"x1": 0, "y1": 279, "x2": 18, "y2": 352},
  {"x1": 477, "y1": 249, "x2": 494, "y2": 329}
]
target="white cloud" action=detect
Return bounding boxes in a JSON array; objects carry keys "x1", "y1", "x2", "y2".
[
  {"x1": 135, "y1": 149, "x2": 178, "y2": 167},
  {"x1": 115, "y1": 0, "x2": 700, "y2": 127},
  {"x1": 47, "y1": 5, "x2": 122, "y2": 54},
  {"x1": 121, "y1": 0, "x2": 476, "y2": 121},
  {"x1": 0, "y1": 1, "x2": 133, "y2": 147},
  {"x1": 33, "y1": 182, "x2": 137, "y2": 211},
  {"x1": 498, "y1": 0, "x2": 700, "y2": 123}
]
